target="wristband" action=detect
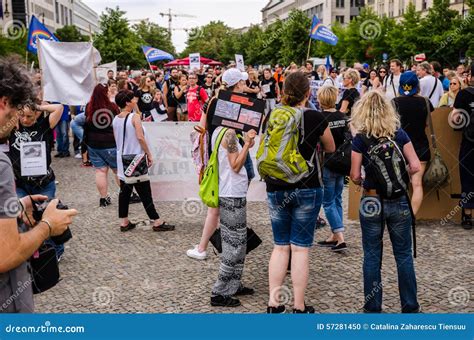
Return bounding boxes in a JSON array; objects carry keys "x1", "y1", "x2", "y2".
[{"x1": 40, "y1": 219, "x2": 52, "y2": 238}]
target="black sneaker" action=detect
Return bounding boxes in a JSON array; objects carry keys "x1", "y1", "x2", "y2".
[
  {"x1": 331, "y1": 242, "x2": 347, "y2": 252},
  {"x1": 130, "y1": 192, "x2": 141, "y2": 204},
  {"x1": 99, "y1": 198, "x2": 111, "y2": 207},
  {"x1": 152, "y1": 222, "x2": 175, "y2": 232},
  {"x1": 54, "y1": 152, "x2": 65, "y2": 158},
  {"x1": 267, "y1": 305, "x2": 286, "y2": 313},
  {"x1": 211, "y1": 295, "x2": 241, "y2": 307},
  {"x1": 120, "y1": 222, "x2": 136, "y2": 232},
  {"x1": 105, "y1": 196, "x2": 112, "y2": 205},
  {"x1": 234, "y1": 286, "x2": 255, "y2": 296},
  {"x1": 317, "y1": 240, "x2": 338, "y2": 247},
  {"x1": 461, "y1": 213, "x2": 473, "y2": 230},
  {"x1": 293, "y1": 305, "x2": 315, "y2": 313}
]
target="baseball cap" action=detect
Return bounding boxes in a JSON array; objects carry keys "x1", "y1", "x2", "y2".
[
  {"x1": 222, "y1": 68, "x2": 249, "y2": 87},
  {"x1": 399, "y1": 71, "x2": 419, "y2": 96}
]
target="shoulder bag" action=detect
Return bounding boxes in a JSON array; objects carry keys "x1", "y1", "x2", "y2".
[{"x1": 121, "y1": 113, "x2": 150, "y2": 184}]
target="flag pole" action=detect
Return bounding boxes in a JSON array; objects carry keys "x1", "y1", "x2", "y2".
[{"x1": 306, "y1": 38, "x2": 312, "y2": 61}]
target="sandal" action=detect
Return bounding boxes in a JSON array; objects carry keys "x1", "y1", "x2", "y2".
[
  {"x1": 81, "y1": 160, "x2": 93, "y2": 167},
  {"x1": 152, "y1": 222, "x2": 175, "y2": 232}
]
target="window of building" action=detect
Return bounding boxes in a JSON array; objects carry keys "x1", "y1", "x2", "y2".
[
  {"x1": 336, "y1": 15, "x2": 345, "y2": 23},
  {"x1": 336, "y1": 0, "x2": 345, "y2": 8},
  {"x1": 55, "y1": 1, "x2": 59, "y2": 23},
  {"x1": 60, "y1": 4, "x2": 64, "y2": 25},
  {"x1": 69, "y1": 9, "x2": 73, "y2": 25}
]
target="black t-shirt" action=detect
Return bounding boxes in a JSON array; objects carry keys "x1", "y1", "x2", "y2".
[
  {"x1": 197, "y1": 74, "x2": 206, "y2": 86},
  {"x1": 454, "y1": 87, "x2": 474, "y2": 143},
  {"x1": 261, "y1": 78, "x2": 277, "y2": 99},
  {"x1": 266, "y1": 109, "x2": 329, "y2": 191},
  {"x1": 323, "y1": 110, "x2": 347, "y2": 149},
  {"x1": 166, "y1": 78, "x2": 180, "y2": 106},
  {"x1": 393, "y1": 96, "x2": 433, "y2": 151},
  {"x1": 135, "y1": 89, "x2": 154, "y2": 113},
  {"x1": 337, "y1": 88, "x2": 360, "y2": 116},
  {"x1": 245, "y1": 80, "x2": 259, "y2": 99},
  {"x1": 174, "y1": 85, "x2": 187, "y2": 104},
  {"x1": 307, "y1": 70, "x2": 320, "y2": 81},
  {"x1": 8, "y1": 116, "x2": 54, "y2": 181},
  {"x1": 202, "y1": 83, "x2": 216, "y2": 99},
  {"x1": 363, "y1": 78, "x2": 373, "y2": 90}
]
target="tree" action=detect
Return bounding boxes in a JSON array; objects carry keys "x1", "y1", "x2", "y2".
[
  {"x1": 133, "y1": 20, "x2": 176, "y2": 56},
  {"x1": 55, "y1": 25, "x2": 88, "y2": 42},
  {"x1": 93, "y1": 7, "x2": 144, "y2": 68},
  {"x1": 181, "y1": 21, "x2": 232, "y2": 61},
  {"x1": 280, "y1": 10, "x2": 312, "y2": 65}
]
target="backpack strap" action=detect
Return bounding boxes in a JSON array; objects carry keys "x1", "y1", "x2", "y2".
[
  {"x1": 121, "y1": 113, "x2": 130, "y2": 156},
  {"x1": 428, "y1": 77, "x2": 438, "y2": 99}
]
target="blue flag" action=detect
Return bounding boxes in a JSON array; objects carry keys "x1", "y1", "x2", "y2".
[
  {"x1": 325, "y1": 55, "x2": 332, "y2": 72},
  {"x1": 141, "y1": 46, "x2": 174, "y2": 63},
  {"x1": 309, "y1": 16, "x2": 338, "y2": 46},
  {"x1": 27, "y1": 15, "x2": 59, "y2": 54}
]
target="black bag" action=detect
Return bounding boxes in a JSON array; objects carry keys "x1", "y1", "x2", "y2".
[
  {"x1": 30, "y1": 243, "x2": 60, "y2": 294},
  {"x1": 209, "y1": 228, "x2": 262, "y2": 254},
  {"x1": 121, "y1": 113, "x2": 149, "y2": 184},
  {"x1": 363, "y1": 135, "x2": 409, "y2": 199},
  {"x1": 463, "y1": 87, "x2": 474, "y2": 140},
  {"x1": 324, "y1": 130, "x2": 352, "y2": 176}
]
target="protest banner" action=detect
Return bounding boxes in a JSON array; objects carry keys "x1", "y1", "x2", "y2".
[
  {"x1": 96, "y1": 61, "x2": 117, "y2": 84},
  {"x1": 235, "y1": 54, "x2": 245, "y2": 71},
  {"x1": 143, "y1": 122, "x2": 266, "y2": 201},
  {"x1": 189, "y1": 53, "x2": 201, "y2": 71},
  {"x1": 39, "y1": 40, "x2": 101, "y2": 105},
  {"x1": 210, "y1": 91, "x2": 265, "y2": 132}
]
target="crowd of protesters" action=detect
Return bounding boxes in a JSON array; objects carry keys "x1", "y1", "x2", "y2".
[{"x1": 0, "y1": 54, "x2": 473, "y2": 314}]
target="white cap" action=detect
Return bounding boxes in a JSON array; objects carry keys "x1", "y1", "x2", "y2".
[{"x1": 222, "y1": 68, "x2": 248, "y2": 87}]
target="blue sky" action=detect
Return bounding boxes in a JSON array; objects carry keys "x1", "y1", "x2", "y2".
[{"x1": 83, "y1": 0, "x2": 267, "y2": 53}]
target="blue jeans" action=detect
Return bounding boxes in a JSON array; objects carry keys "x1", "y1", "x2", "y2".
[
  {"x1": 71, "y1": 113, "x2": 86, "y2": 141},
  {"x1": 55, "y1": 120, "x2": 70, "y2": 153},
  {"x1": 16, "y1": 181, "x2": 64, "y2": 259},
  {"x1": 322, "y1": 167, "x2": 345, "y2": 233},
  {"x1": 359, "y1": 195, "x2": 419, "y2": 313},
  {"x1": 267, "y1": 188, "x2": 323, "y2": 247}
]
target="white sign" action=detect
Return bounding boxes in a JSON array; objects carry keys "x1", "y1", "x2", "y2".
[
  {"x1": 20, "y1": 141, "x2": 47, "y2": 177},
  {"x1": 189, "y1": 53, "x2": 201, "y2": 71},
  {"x1": 96, "y1": 61, "x2": 117, "y2": 85},
  {"x1": 235, "y1": 54, "x2": 245, "y2": 72},
  {"x1": 143, "y1": 122, "x2": 266, "y2": 201}
]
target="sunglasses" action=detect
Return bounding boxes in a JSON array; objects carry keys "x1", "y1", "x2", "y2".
[
  {"x1": 379, "y1": 70, "x2": 387, "y2": 73},
  {"x1": 450, "y1": 83, "x2": 458, "y2": 85}
]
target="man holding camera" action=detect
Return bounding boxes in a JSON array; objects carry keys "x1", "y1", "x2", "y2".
[{"x1": 0, "y1": 57, "x2": 78, "y2": 313}]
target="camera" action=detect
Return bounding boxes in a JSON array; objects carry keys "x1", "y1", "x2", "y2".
[{"x1": 32, "y1": 199, "x2": 72, "y2": 245}]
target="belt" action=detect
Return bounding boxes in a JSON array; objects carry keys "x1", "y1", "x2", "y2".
[{"x1": 363, "y1": 189, "x2": 378, "y2": 196}]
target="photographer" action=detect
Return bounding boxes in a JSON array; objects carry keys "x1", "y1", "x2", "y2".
[{"x1": 0, "y1": 57, "x2": 78, "y2": 313}]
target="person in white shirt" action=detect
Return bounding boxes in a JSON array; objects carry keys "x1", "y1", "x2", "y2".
[
  {"x1": 383, "y1": 59, "x2": 402, "y2": 101},
  {"x1": 417, "y1": 61, "x2": 444, "y2": 108}
]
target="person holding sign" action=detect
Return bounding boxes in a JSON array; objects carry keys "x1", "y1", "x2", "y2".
[{"x1": 8, "y1": 102, "x2": 64, "y2": 199}]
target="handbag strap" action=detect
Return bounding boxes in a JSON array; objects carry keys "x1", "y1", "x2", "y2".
[
  {"x1": 121, "y1": 113, "x2": 130, "y2": 156},
  {"x1": 428, "y1": 76, "x2": 438, "y2": 99},
  {"x1": 211, "y1": 127, "x2": 228, "y2": 158},
  {"x1": 424, "y1": 97, "x2": 437, "y2": 150}
]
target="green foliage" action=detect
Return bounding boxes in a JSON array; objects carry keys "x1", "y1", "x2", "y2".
[
  {"x1": 133, "y1": 20, "x2": 176, "y2": 56},
  {"x1": 280, "y1": 10, "x2": 312, "y2": 64},
  {"x1": 181, "y1": 21, "x2": 231, "y2": 60},
  {"x1": 55, "y1": 25, "x2": 88, "y2": 42}
]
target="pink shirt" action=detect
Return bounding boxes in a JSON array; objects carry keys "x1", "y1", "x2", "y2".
[{"x1": 187, "y1": 85, "x2": 209, "y2": 122}]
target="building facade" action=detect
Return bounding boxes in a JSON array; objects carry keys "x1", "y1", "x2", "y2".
[
  {"x1": 366, "y1": 0, "x2": 468, "y2": 19},
  {"x1": 0, "y1": 0, "x2": 99, "y2": 34},
  {"x1": 261, "y1": 0, "x2": 362, "y2": 27}
]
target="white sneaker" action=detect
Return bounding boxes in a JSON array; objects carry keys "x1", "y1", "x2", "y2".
[
  {"x1": 74, "y1": 153, "x2": 82, "y2": 159},
  {"x1": 186, "y1": 245, "x2": 207, "y2": 260}
]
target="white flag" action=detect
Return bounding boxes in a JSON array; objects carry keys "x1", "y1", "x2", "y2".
[{"x1": 38, "y1": 40, "x2": 102, "y2": 105}]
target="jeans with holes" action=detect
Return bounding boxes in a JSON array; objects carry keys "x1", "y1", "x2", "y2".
[
  {"x1": 322, "y1": 167, "x2": 345, "y2": 233},
  {"x1": 359, "y1": 195, "x2": 419, "y2": 313}
]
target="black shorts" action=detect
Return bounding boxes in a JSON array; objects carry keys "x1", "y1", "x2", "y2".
[{"x1": 413, "y1": 143, "x2": 431, "y2": 162}]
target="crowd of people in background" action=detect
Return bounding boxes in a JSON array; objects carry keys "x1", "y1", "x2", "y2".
[{"x1": 1, "y1": 54, "x2": 473, "y2": 314}]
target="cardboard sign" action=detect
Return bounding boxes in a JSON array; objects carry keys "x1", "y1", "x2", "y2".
[
  {"x1": 20, "y1": 141, "x2": 47, "y2": 177},
  {"x1": 211, "y1": 91, "x2": 265, "y2": 132}
]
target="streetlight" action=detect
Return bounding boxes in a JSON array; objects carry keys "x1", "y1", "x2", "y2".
[{"x1": 3, "y1": 1, "x2": 10, "y2": 18}]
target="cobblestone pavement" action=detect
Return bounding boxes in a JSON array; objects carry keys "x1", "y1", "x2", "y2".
[{"x1": 35, "y1": 157, "x2": 473, "y2": 314}]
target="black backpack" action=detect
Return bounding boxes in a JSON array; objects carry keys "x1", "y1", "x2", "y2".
[
  {"x1": 324, "y1": 130, "x2": 352, "y2": 176},
  {"x1": 363, "y1": 135, "x2": 409, "y2": 199}
]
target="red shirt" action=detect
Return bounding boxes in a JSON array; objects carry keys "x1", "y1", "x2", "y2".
[{"x1": 187, "y1": 85, "x2": 209, "y2": 122}]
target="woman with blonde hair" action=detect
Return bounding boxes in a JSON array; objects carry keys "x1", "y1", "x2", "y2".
[
  {"x1": 350, "y1": 90, "x2": 421, "y2": 313},
  {"x1": 439, "y1": 75, "x2": 465, "y2": 107},
  {"x1": 317, "y1": 65, "x2": 328, "y2": 81},
  {"x1": 338, "y1": 68, "x2": 360, "y2": 116}
]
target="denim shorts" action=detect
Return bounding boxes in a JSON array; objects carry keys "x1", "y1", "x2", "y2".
[
  {"x1": 88, "y1": 147, "x2": 117, "y2": 170},
  {"x1": 267, "y1": 188, "x2": 323, "y2": 248}
]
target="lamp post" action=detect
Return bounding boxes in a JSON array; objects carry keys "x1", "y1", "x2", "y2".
[{"x1": 3, "y1": 1, "x2": 10, "y2": 18}]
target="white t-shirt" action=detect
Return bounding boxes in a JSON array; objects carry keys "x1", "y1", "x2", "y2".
[
  {"x1": 383, "y1": 73, "x2": 401, "y2": 101},
  {"x1": 211, "y1": 127, "x2": 248, "y2": 198},
  {"x1": 419, "y1": 75, "x2": 444, "y2": 108}
]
